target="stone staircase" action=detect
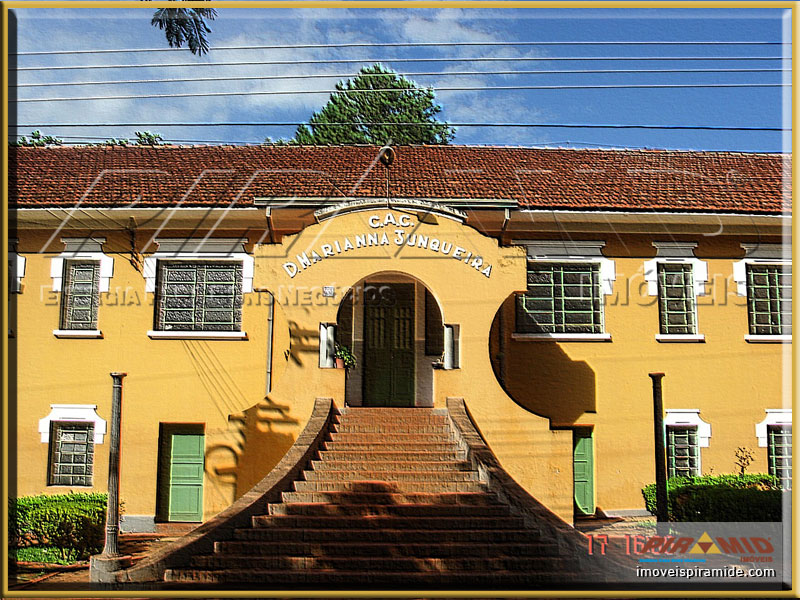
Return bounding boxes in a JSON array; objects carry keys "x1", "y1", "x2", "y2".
[{"x1": 161, "y1": 406, "x2": 604, "y2": 589}]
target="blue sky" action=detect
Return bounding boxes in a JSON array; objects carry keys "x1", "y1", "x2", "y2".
[{"x1": 9, "y1": 6, "x2": 791, "y2": 152}]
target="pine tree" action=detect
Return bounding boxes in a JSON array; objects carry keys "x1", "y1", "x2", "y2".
[{"x1": 293, "y1": 65, "x2": 455, "y2": 145}]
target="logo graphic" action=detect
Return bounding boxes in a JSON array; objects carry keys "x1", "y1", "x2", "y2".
[{"x1": 689, "y1": 532, "x2": 721, "y2": 554}]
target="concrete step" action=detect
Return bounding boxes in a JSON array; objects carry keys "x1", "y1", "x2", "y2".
[
  {"x1": 302, "y1": 470, "x2": 479, "y2": 482},
  {"x1": 267, "y1": 502, "x2": 512, "y2": 517},
  {"x1": 189, "y1": 554, "x2": 570, "y2": 572},
  {"x1": 163, "y1": 567, "x2": 577, "y2": 586},
  {"x1": 232, "y1": 527, "x2": 544, "y2": 544},
  {"x1": 250, "y1": 515, "x2": 525, "y2": 530},
  {"x1": 281, "y1": 491, "x2": 500, "y2": 505},
  {"x1": 323, "y1": 441, "x2": 459, "y2": 452},
  {"x1": 317, "y1": 450, "x2": 463, "y2": 462},
  {"x1": 292, "y1": 480, "x2": 487, "y2": 493},
  {"x1": 310, "y1": 459, "x2": 472, "y2": 472},
  {"x1": 213, "y1": 540, "x2": 560, "y2": 557}
]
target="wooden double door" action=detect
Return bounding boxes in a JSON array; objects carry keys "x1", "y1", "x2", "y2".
[{"x1": 362, "y1": 283, "x2": 416, "y2": 407}]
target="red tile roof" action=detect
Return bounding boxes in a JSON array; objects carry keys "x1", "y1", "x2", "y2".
[{"x1": 8, "y1": 145, "x2": 789, "y2": 214}]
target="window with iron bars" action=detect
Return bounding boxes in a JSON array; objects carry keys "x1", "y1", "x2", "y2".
[
  {"x1": 48, "y1": 421, "x2": 94, "y2": 486},
  {"x1": 516, "y1": 262, "x2": 603, "y2": 334},
  {"x1": 746, "y1": 264, "x2": 791, "y2": 336},
  {"x1": 657, "y1": 263, "x2": 697, "y2": 335},
  {"x1": 60, "y1": 260, "x2": 100, "y2": 330},
  {"x1": 768, "y1": 424, "x2": 792, "y2": 490},
  {"x1": 155, "y1": 261, "x2": 243, "y2": 331},
  {"x1": 667, "y1": 425, "x2": 700, "y2": 478}
]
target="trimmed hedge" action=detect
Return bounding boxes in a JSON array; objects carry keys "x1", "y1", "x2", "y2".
[
  {"x1": 642, "y1": 474, "x2": 783, "y2": 522},
  {"x1": 8, "y1": 492, "x2": 107, "y2": 562}
]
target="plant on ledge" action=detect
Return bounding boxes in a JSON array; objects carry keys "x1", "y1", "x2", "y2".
[{"x1": 334, "y1": 344, "x2": 357, "y2": 370}]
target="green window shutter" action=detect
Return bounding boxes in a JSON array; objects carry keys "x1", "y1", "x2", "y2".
[
  {"x1": 666, "y1": 426, "x2": 699, "y2": 478},
  {"x1": 747, "y1": 264, "x2": 792, "y2": 336},
  {"x1": 157, "y1": 261, "x2": 243, "y2": 331},
  {"x1": 768, "y1": 425, "x2": 792, "y2": 490},
  {"x1": 425, "y1": 288, "x2": 444, "y2": 356},
  {"x1": 573, "y1": 430, "x2": 595, "y2": 516},
  {"x1": 517, "y1": 262, "x2": 603, "y2": 334},
  {"x1": 168, "y1": 432, "x2": 205, "y2": 522},
  {"x1": 48, "y1": 421, "x2": 94, "y2": 486},
  {"x1": 60, "y1": 260, "x2": 100, "y2": 330},
  {"x1": 657, "y1": 263, "x2": 696, "y2": 335}
]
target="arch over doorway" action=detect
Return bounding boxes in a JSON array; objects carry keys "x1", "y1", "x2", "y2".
[{"x1": 336, "y1": 271, "x2": 444, "y2": 408}]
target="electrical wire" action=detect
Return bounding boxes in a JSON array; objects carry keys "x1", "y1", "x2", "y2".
[
  {"x1": 11, "y1": 67, "x2": 788, "y2": 88},
  {"x1": 10, "y1": 40, "x2": 787, "y2": 56},
  {"x1": 12, "y1": 55, "x2": 785, "y2": 72},
  {"x1": 12, "y1": 82, "x2": 786, "y2": 103},
  {"x1": 10, "y1": 122, "x2": 786, "y2": 131}
]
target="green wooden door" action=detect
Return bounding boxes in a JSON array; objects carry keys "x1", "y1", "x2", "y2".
[
  {"x1": 573, "y1": 429, "x2": 595, "y2": 516},
  {"x1": 168, "y1": 432, "x2": 205, "y2": 522},
  {"x1": 363, "y1": 284, "x2": 415, "y2": 407}
]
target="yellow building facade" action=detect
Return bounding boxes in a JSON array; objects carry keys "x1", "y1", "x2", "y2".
[{"x1": 8, "y1": 145, "x2": 790, "y2": 530}]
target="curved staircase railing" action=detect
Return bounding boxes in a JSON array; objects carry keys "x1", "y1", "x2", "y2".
[
  {"x1": 116, "y1": 397, "x2": 336, "y2": 583},
  {"x1": 445, "y1": 396, "x2": 632, "y2": 576}
]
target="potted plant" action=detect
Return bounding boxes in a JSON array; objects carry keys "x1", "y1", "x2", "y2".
[{"x1": 334, "y1": 344, "x2": 357, "y2": 370}]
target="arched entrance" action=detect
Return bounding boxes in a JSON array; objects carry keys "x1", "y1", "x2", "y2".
[{"x1": 336, "y1": 272, "x2": 444, "y2": 408}]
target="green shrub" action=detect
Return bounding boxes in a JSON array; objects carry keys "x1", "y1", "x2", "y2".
[
  {"x1": 10, "y1": 546, "x2": 76, "y2": 565},
  {"x1": 642, "y1": 474, "x2": 783, "y2": 522},
  {"x1": 8, "y1": 493, "x2": 107, "y2": 562}
]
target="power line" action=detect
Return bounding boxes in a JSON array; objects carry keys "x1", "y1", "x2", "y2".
[
  {"x1": 11, "y1": 67, "x2": 788, "y2": 89},
  {"x1": 12, "y1": 55, "x2": 785, "y2": 72},
  {"x1": 10, "y1": 40, "x2": 787, "y2": 56},
  {"x1": 10, "y1": 122, "x2": 786, "y2": 131},
  {"x1": 12, "y1": 82, "x2": 786, "y2": 103}
]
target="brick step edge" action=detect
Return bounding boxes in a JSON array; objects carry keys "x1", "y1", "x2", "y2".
[
  {"x1": 266, "y1": 502, "x2": 512, "y2": 516},
  {"x1": 249, "y1": 515, "x2": 526, "y2": 529},
  {"x1": 302, "y1": 470, "x2": 479, "y2": 481},
  {"x1": 163, "y1": 568, "x2": 586, "y2": 585},
  {"x1": 189, "y1": 555, "x2": 571, "y2": 570},
  {"x1": 212, "y1": 540, "x2": 561, "y2": 556},
  {"x1": 230, "y1": 528, "x2": 549, "y2": 543},
  {"x1": 292, "y1": 481, "x2": 487, "y2": 493}
]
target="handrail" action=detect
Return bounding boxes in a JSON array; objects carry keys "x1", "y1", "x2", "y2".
[
  {"x1": 117, "y1": 397, "x2": 336, "y2": 583},
  {"x1": 445, "y1": 396, "x2": 634, "y2": 579}
]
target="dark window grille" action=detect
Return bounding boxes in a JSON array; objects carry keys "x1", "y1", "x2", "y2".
[
  {"x1": 516, "y1": 262, "x2": 603, "y2": 334},
  {"x1": 747, "y1": 264, "x2": 791, "y2": 336},
  {"x1": 60, "y1": 260, "x2": 100, "y2": 330},
  {"x1": 657, "y1": 263, "x2": 696, "y2": 335},
  {"x1": 667, "y1": 425, "x2": 700, "y2": 478},
  {"x1": 156, "y1": 261, "x2": 243, "y2": 331},
  {"x1": 768, "y1": 424, "x2": 792, "y2": 490},
  {"x1": 48, "y1": 421, "x2": 94, "y2": 486}
]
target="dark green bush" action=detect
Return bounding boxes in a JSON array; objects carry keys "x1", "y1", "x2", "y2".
[
  {"x1": 8, "y1": 493, "x2": 107, "y2": 562},
  {"x1": 642, "y1": 474, "x2": 783, "y2": 522}
]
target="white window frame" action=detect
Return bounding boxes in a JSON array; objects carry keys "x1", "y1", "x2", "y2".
[
  {"x1": 665, "y1": 409, "x2": 711, "y2": 477},
  {"x1": 9, "y1": 239, "x2": 26, "y2": 293},
  {"x1": 39, "y1": 404, "x2": 107, "y2": 444},
  {"x1": 511, "y1": 240, "x2": 615, "y2": 342},
  {"x1": 644, "y1": 242, "x2": 707, "y2": 342},
  {"x1": 145, "y1": 238, "x2": 253, "y2": 340},
  {"x1": 755, "y1": 409, "x2": 792, "y2": 447},
  {"x1": 50, "y1": 238, "x2": 112, "y2": 339},
  {"x1": 733, "y1": 244, "x2": 791, "y2": 343}
]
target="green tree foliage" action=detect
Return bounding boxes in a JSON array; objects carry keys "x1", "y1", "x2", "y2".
[
  {"x1": 134, "y1": 131, "x2": 164, "y2": 146},
  {"x1": 11, "y1": 130, "x2": 63, "y2": 147},
  {"x1": 151, "y1": 5, "x2": 217, "y2": 56},
  {"x1": 293, "y1": 64, "x2": 455, "y2": 145}
]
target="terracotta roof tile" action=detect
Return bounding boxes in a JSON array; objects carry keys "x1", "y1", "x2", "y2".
[{"x1": 8, "y1": 145, "x2": 789, "y2": 214}]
